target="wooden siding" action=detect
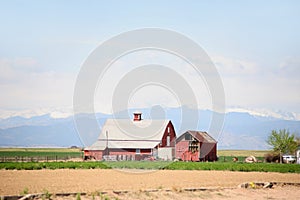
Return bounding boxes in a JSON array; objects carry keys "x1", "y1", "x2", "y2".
[
  {"x1": 159, "y1": 121, "x2": 176, "y2": 148},
  {"x1": 176, "y1": 131, "x2": 217, "y2": 162}
]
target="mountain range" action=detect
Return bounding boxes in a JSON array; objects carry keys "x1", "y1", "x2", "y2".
[{"x1": 0, "y1": 108, "x2": 299, "y2": 150}]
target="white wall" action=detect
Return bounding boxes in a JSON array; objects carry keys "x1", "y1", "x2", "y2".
[{"x1": 158, "y1": 147, "x2": 174, "y2": 161}]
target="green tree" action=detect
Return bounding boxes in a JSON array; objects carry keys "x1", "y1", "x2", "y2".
[
  {"x1": 296, "y1": 137, "x2": 300, "y2": 147},
  {"x1": 267, "y1": 129, "x2": 298, "y2": 163}
]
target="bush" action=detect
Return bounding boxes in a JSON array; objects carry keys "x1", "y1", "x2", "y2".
[{"x1": 264, "y1": 153, "x2": 280, "y2": 163}]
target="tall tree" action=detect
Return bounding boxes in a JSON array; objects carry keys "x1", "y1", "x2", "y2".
[{"x1": 267, "y1": 129, "x2": 298, "y2": 163}]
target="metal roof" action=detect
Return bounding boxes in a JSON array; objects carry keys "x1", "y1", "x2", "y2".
[
  {"x1": 178, "y1": 130, "x2": 217, "y2": 143},
  {"x1": 85, "y1": 119, "x2": 170, "y2": 150}
]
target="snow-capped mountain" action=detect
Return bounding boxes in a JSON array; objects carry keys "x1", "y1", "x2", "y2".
[{"x1": 0, "y1": 108, "x2": 299, "y2": 149}]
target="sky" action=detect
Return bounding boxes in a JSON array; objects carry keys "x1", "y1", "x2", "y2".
[{"x1": 0, "y1": 0, "x2": 300, "y2": 120}]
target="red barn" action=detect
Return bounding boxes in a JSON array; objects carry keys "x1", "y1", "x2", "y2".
[
  {"x1": 84, "y1": 112, "x2": 176, "y2": 161},
  {"x1": 176, "y1": 130, "x2": 217, "y2": 161}
]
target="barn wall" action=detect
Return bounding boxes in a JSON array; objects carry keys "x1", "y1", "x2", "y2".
[
  {"x1": 175, "y1": 140, "x2": 189, "y2": 159},
  {"x1": 108, "y1": 148, "x2": 153, "y2": 161},
  {"x1": 109, "y1": 150, "x2": 135, "y2": 156},
  {"x1": 84, "y1": 148, "x2": 154, "y2": 161},
  {"x1": 158, "y1": 147, "x2": 174, "y2": 160},
  {"x1": 108, "y1": 148, "x2": 152, "y2": 155},
  {"x1": 207, "y1": 144, "x2": 217, "y2": 161},
  {"x1": 160, "y1": 121, "x2": 176, "y2": 148},
  {"x1": 84, "y1": 150, "x2": 103, "y2": 160},
  {"x1": 175, "y1": 132, "x2": 217, "y2": 162},
  {"x1": 200, "y1": 143, "x2": 217, "y2": 161}
]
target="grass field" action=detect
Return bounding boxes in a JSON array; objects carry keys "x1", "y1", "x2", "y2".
[
  {"x1": 0, "y1": 161, "x2": 299, "y2": 173},
  {"x1": 0, "y1": 148, "x2": 81, "y2": 152},
  {"x1": 217, "y1": 150, "x2": 270, "y2": 157},
  {"x1": 1, "y1": 148, "x2": 299, "y2": 174},
  {"x1": 0, "y1": 148, "x2": 270, "y2": 157},
  {"x1": 0, "y1": 148, "x2": 83, "y2": 160},
  {"x1": 0, "y1": 161, "x2": 110, "y2": 170},
  {"x1": 104, "y1": 160, "x2": 300, "y2": 173},
  {"x1": 105, "y1": 161, "x2": 172, "y2": 169},
  {"x1": 216, "y1": 150, "x2": 270, "y2": 163},
  {"x1": 163, "y1": 162, "x2": 300, "y2": 173}
]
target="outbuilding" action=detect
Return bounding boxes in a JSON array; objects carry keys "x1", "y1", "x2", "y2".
[
  {"x1": 176, "y1": 130, "x2": 217, "y2": 161},
  {"x1": 84, "y1": 112, "x2": 176, "y2": 161}
]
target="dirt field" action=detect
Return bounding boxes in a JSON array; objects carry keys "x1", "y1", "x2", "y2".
[{"x1": 1, "y1": 169, "x2": 300, "y2": 199}]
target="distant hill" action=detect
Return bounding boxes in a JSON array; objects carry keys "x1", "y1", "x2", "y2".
[{"x1": 0, "y1": 108, "x2": 299, "y2": 149}]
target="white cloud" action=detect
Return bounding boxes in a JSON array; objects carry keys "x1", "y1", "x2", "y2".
[
  {"x1": 212, "y1": 55, "x2": 260, "y2": 76},
  {"x1": 1, "y1": 52, "x2": 299, "y2": 120},
  {"x1": 13, "y1": 57, "x2": 39, "y2": 70},
  {"x1": 278, "y1": 56, "x2": 300, "y2": 78},
  {"x1": 0, "y1": 58, "x2": 76, "y2": 118},
  {"x1": 211, "y1": 55, "x2": 300, "y2": 114},
  {"x1": 227, "y1": 107, "x2": 300, "y2": 121},
  {"x1": 93, "y1": 50, "x2": 213, "y2": 113}
]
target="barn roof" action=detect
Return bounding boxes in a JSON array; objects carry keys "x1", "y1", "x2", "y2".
[
  {"x1": 85, "y1": 119, "x2": 170, "y2": 150},
  {"x1": 189, "y1": 130, "x2": 217, "y2": 143},
  {"x1": 179, "y1": 130, "x2": 217, "y2": 143}
]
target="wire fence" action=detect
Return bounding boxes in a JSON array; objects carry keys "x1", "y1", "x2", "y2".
[{"x1": 0, "y1": 154, "x2": 84, "y2": 162}]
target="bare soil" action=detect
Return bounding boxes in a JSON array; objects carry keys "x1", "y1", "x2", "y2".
[{"x1": 1, "y1": 169, "x2": 300, "y2": 199}]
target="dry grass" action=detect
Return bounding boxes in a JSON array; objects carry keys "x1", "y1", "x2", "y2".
[
  {"x1": 217, "y1": 150, "x2": 270, "y2": 157},
  {"x1": 0, "y1": 148, "x2": 81, "y2": 152}
]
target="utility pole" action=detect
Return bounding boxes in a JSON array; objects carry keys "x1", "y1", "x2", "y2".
[{"x1": 106, "y1": 130, "x2": 109, "y2": 156}]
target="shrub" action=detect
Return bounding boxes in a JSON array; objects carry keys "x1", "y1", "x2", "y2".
[{"x1": 264, "y1": 153, "x2": 280, "y2": 163}]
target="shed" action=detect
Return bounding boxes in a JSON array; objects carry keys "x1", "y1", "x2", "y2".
[{"x1": 176, "y1": 130, "x2": 217, "y2": 161}]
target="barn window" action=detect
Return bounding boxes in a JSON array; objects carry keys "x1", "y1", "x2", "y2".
[
  {"x1": 189, "y1": 140, "x2": 199, "y2": 153},
  {"x1": 167, "y1": 127, "x2": 170, "y2": 133},
  {"x1": 136, "y1": 149, "x2": 140, "y2": 154},
  {"x1": 185, "y1": 134, "x2": 192, "y2": 141},
  {"x1": 167, "y1": 135, "x2": 170, "y2": 146}
]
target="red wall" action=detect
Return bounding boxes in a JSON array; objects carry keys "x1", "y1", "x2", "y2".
[
  {"x1": 109, "y1": 148, "x2": 151, "y2": 155},
  {"x1": 159, "y1": 121, "x2": 176, "y2": 147},
  {"x1": 175, "y1": 140, "x2": 189, "y2": 158},
  {"x1": 175, "y1": 133, "x2": 217, "y2": 162},
  {"x1": 84, "y1": 150, "x2": 103, "y2": 160},
  {"x1": 200, "y1": 144, "x2": 217, "y2": 161},
  {"x1": 84, "y1": 120, "x2": 177, "y2": 160},
  {"x1": 84, "y1": 148, "x2": 152, "y2": 160}
]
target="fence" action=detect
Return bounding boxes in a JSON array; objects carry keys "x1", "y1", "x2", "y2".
[
  {"x1": 102, "y1": 154, "x2": 154, "y2": 161},
  {"x1": 0, "y1": 155, "x2": 83, "y2": 162}
]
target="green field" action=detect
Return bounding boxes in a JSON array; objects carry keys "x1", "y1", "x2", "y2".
[
  {"x1": 0, "y1": 148, "x2": 83, "y2": 161},
  {"x1": 0, "y1": 148, "x2": 81, "y2": 152},
  {"x1": 217, "y1": 150, "x2": 270, "y2": 157},
  {"x1": 163, "y1": 162, "x2": 300, "y2": 173},
  {"x1": 0, "y1": 161, "x2": 299, "y2": 173},
  {"x1": 0, "y1": 161, "x2": 110, "y2": 170},
  {"x1": 105, "y1": 161, "x2": 172, "y2": 169},
  {"x1": 104, "y1": 160, "x2": 300, "y2": 173},
  {"x1": 0, "y1": 148, "x2": 269, "y2": 157},
  {"x1": 1, "y1": 148, "x2": 299, "y2": 173}
]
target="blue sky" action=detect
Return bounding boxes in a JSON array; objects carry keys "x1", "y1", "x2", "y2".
[{"x1": 0, "y1": 1, "x2": 300, "y2": 119}]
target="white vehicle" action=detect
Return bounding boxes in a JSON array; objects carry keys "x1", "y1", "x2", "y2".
[{"x1": 282, "y1": 155, "x2": 296, "y2": 163}]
